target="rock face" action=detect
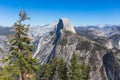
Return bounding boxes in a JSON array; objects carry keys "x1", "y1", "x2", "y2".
[
  {"x1": 75, "y1": 25, "x2": 120, "y2": 37},
  {"x1": 56, "y1": 32, "x2": 109, "y2": 80},
  {"x1": 33, "y1": 18, "x2": 77, "y2": 63},
  {"x1": 59, "y1": 18, "x2": 76, "y2": 34},
  {"x1": 75, "y1": 25, "x2": 120, "y2": 50},
  {"x1": 103, "y1": 53, "x2": 120, "y2": 80},
  {"x1": 0, "y1": 19, "x2": 120, "y2": 80},
  {"x1": 109, "y1": 34, "x2": 120, "y2": 49},
  {"x1": 33, "y1": 19, "x2": 120, "y2": 80}
]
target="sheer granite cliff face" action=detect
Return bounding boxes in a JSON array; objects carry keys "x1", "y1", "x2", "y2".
[
  {"x1": 59, "y1": 18, "x2": 76, "y2": 34},
  {"x1": 33, "y1": 18, "x2": 120, "y2": 80},
  {"x1": 33, "y1": 18, "x2": 77, "y2": 63},
  {"x1": 56, "y1": 31, "x2": 109, "y2": 80},
  {"x1": 103, "y1": 53, "x2": 120, "y2": 80},
  {"x1": 0, "y1": 19, "x2": 120, "y2": 80}
]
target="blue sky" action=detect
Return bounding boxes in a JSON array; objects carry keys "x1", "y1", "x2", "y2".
[{"x1": 0, "y1": 0, "x2": 120, "y2": 26}]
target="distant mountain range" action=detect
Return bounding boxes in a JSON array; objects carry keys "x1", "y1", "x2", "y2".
[{"x1": 0, "y1": 19, "x2": 120, "y2": 80}]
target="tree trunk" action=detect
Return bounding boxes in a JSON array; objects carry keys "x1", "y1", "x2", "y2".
[
  {"x1": 53, "y1": 69, "x2": 59, "y2": 80},
  {"x1": 19, "y1": 70, "x2": 22, "y2": 80},
  {"x1": 19, "y1": 70, "x2": 26, "y2": 80}
]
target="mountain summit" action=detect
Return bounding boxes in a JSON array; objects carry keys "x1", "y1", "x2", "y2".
[
  {"x1": 0, "y1": 19, "x2": 120, "y2": 80},
  {"x1": 58, "y1": 18, "x2": 76, "y2": 34}
]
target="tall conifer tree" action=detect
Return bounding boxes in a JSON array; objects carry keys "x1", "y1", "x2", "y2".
[
  {"x1": 67, "y1": 53, "x2": 88, "y2": 80},
  {"x1": 0, "y1": 9, "x2": 39, "y2": 80},
  {"x1": 57, "y1": 58, "x2": 67, "y2": 80},
  {"x1": 67, "y1": 53, "x2": 81, "y2": 80}
]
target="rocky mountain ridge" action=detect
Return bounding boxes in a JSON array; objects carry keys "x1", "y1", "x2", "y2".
[{"x1": 0, "y1": 19, "x2": 120, "y2": 80}]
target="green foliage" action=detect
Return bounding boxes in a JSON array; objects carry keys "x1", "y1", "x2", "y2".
[
  {"x1": 59, "y1": 38, "x2": 67, "y2": 46},
  {"x1": 0, "y1": 64, "x2": 19, "y2": 80},
  {"x1": 38, "y1": 64, "x2": 52, "y2": 80},
  {"x1": 76, "y1": 41, "x2": 92, "y2": 50},
  {"x1": 38, "y1": 60, "x2": 53, "y2": 80},
  {"x1": 57, "y1": 59, "x2": 67, "y2": 80},
  {"x1": 67, "y1": 53, "x2": 81, "y2": 80},
  {"x1": 93, "y1": 43, "x2": 108, "y2": 51},
  {"x1": 80, "y1": 62, "x2": 89, "y2": 80},
  {"x1": 67, "y1": 53, "x2": 88, "y2": 80},
  {"x1": 38, "y1": 55, "x2": 88, "y2": 80},
  {"x1": 0, "y1": 9, "x2": 89, "y2": 80},
  {"x1": 0, "y1": 9, "x2": 39, "y2": 80},
  {"x1": 64, "y1": 31, "x2": 72, "y2": 35},
  {"x1": 38, "y1": 57, "x2": 68, "y2": 80}
]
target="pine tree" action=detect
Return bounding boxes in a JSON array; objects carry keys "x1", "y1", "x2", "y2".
[
  {"x1": 0, "y1": 64, "x2": 20, "y2": 80},
  {"x1": 50, "y1": 57, "x2": 59, "y2": 80},
  {"x1": 38, "y1": 55, "x2": 88, "y2": 80},
  {"x1": 38, "y1": 64, "x2": 52, "y2": 80},
  {"x1": 38, "y1": 57, "x2": 68, "y2": 80},
  {"x1": 38, "y1": 57, "x2": 58, "y2": 80},
  {"x1": 0, "y1": 9, "x2": 39, "y2": 80},
  {"x1": 80, "y1": 62, "x2": 89, "y2": 80},
  {"x1": 50, "y1": 57, "x2": 67, "y2": 80},
  {"x1": 68, "y1": 53, "x2": 88, "y2": 80},
  {"x1": 67, "y1": 53, "x2": 81, "y2": 80},
  {"x1": 57, "y1": 58, "x2": 67, "y2": 80}
]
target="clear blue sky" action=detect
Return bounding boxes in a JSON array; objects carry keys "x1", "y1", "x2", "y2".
[{"x1": 0, "y1": 0, "x2": 120, "y2": 26}]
